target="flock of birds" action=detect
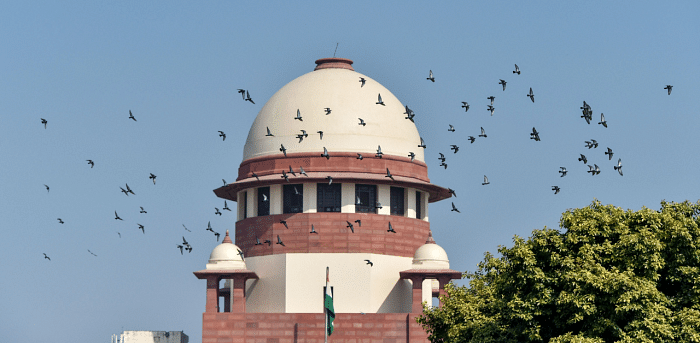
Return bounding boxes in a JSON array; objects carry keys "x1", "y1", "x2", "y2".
[{"x1": 39, "y1": 62, "x2": 674, "y2": 262}]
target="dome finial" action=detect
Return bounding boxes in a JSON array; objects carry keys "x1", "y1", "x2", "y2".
[
  {"x1": 314, "y1": 57, "x2": 354, "y2": 71},
  {"x1": 426, "y1": 231, "x2": 436, "y2": 244},
  {"x1": 222, "y1": 230, "x2": 233, "y2": 244}
]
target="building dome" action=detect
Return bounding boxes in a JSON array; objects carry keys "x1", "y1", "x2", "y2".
[
  {"x1": 206, "y1": 230, "x2": 247, "y2": 270},
  {"x1": 243, "y1": 58, "x2": 424, "y2": 163},
  {"x1": 412, "y1": 232, "x2": 450, "y2": 269}
]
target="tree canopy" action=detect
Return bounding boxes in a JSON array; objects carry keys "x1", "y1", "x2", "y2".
[{"x1": 418, "y1": 200, "x2": 700, "y2": 342}]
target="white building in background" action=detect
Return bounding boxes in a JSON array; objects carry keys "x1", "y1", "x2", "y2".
[{"x1": 111, "y1": 331, "x2": 188, "y2": 343}]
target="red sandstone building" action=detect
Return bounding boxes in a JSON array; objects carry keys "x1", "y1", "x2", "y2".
[{"x1": 194, "y1": 58, "x2": 460, "y2": 342}]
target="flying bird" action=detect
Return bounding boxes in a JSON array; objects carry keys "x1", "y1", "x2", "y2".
[
  {"x1": 44, "y1": 184, "x2": 49, "y2": 192},
  {"x1": 552, "y1": 186, "x2": 561, "y2": 194},
  {"x1": 530, "y1": 127, "x2": 541, "y2": 141},
  {"x1": 299, "y1": 167, "x2": 308, "y2": 177},
  {"x1": 125, "y1": 183, "x2": 135, "y2": 195},
  {"x1": 487, "y1": 96, "x2": 495, "y2": 105},
  {"x1": 280, "y1": 144, "x2": 287, "y2": 157},
  {"x1": 41, "y1": 118, "x2": 47, "y2": 129},
  {"x1": 487, "y1": 105, "x2": 495, "y2": 116},
  {"x1": 43, "y1": 253, "x2": 50, "y2": 261},
  {"x1": 223, "y1": 201, "x2": 231, "y2": 211},
  {"x1": 280, "y1": 220, "x2": 288, "y2": 229},
  {"x1": 138, "y1": 224, "x2": 145, "y2": 234},
  {"x1": 376, "y1": 93, "x2": 385, "y2": 106},
  {"x1": 276, "y1": 235, "x2": 285, "y2": 246},
  {"x1": 120, "y1": 186, "x2": 129, "y2": 196},
  {"x1": 358, "y1": 118, "x2": 366, "y2": 126},
  {"x1": 479, "y1": 127, "x2": 487, "y2": 138},
  {"x1": 324, "y1": 107, "x2": 331, "y2": 115},
  {"x1": 288, "y1": 165, "x2": 297, "y2": 177},
  {"x1": 527, "y1": 88, "x2": 535, "y2": 102},
  {"x1": 605, "y1": 147, "x2": 614, "y2": 160},
  {"x1": 404, "y1": 105, "x2": 415, "y2": 122},
  {"x1": 355, "y1": 219, "x2": 361, "y2": 227},
  {"x1": 375, "y1": 145, "x2": 383, "y2": 158},
  {"x1": 578, "y1": 154, "x2": 588, "y2": 164},
  {"x1": 266, "y1": 127, "x2": 274, "y2": 137},
  {"x1": 587, "y1": 164, "x2": 601, "y2": 175},
  {"x1": 440, "y1": 162, "x2": 447, "y2": 169},
  {"x1": 215, "y1": 208, "x2": 222, "y2": 216},
  {"x1": 255, "y1": 237, "x2": 263, "y2": 246},
  {"x1": 182, "y1": 224, "x2": 191, "y2": 232},
  {"x1": 321, "y1": 147, "x2": 330, "y2": 159},
  {"x1": 117, "y1": 232, "x2": 121, "y2": 238},
  {"x1": 251, "y1": 172, "x2": 260, "y2": 180},
  {"x1": 237, "y1": 89, "x2": 246, "y2": 100},
  {"x1": 385, "y1": 168, "x2": 394, "y2": 181},
  {"x1": 408, "y1": 152, "x2": 415, "y2": 161},
  {"x1": 438, "y1": 153, "x2": 445, "y2": 163},
  {"x1": 326, "y1": 176, "x2": 333, "y2": 185},
  {"x1": 310, "y1": 225, "x2": 318, "y2": 234},
  {"x1": 418, "y1": 137, "x2": 427, "y2": 149},
  {"x1": 206, "y1": 221, "x2": 214, "y2": 232},
  {"x1": 559, "y1": 167, "x2": 567, "y2": 177},
  {"x1": 356, "y1": 153, "x2": 363, "y2": 160},
  {"x1": 598, "y1": 113, "x2": 607, "y2": 128},
  {"x1": 294, "y1": 109, "x2": 303, "y2": 121},
  {"x1": 57, "y1": 218, "x2": 64, "y2": 224},
  {"x1": 128, "y1": 110, "x2": 136, "y2": 121},
  {"x1": 448, "y1": 124, "x2": 455, "y2": 132},
  {"x1": 513, "y1": 64, "x2": 520, "y2": 75},
  {"x1": 215, "y1": 232, "x2": 221, "y2": 241},
  {"x1": 359, "y1": 77, "x2": 366, "y2": 87},
  {"x1": 468, "y1": 136, "x2": 476, "y2": 144},
  {"x1": 450, "y1": 145, "x2": 459, "y2": 153},
  {"x1": 364, "y1": 259, "x2": 373, "y2": 267},
  {"x1": 461, "y1": 102, "x2": 470, "y2": 112},
  {"x1": 664, "y1": 85, "x2": 673, "y2": 95},
  {"x1": 499, "y1": 79, "x2": 507, "y2": 91},
  {"x1": 387, "y1": 222, "x2": 396, "y2": 233},
  {"x1": 177, "y1": 245, "x2": 184, "y2": 255},
  {"x1": 218, "y1": 131, "x2": 226, "y2": 141},
  {"x1": 281, "y1": 170, "x2": 289, "y2": 182},
  {"x1": 614, "y1": 159, "x2": 623, "y2": 176},
  {"x1": 86, "y1": 160, "x2": 94, "y2": 168},
  {"x1": 149, "y1": 173, "x2": 156, "y2": 184},
  {"x1": 482, "y1": 175, "x2": 490, "y2": 185},
  {"x1": 245, "y1": 90, "x2": 254, "y2": 104},
  {"x1": 448, "y1": 188, "x2": 457, "y2": 197},
  {"x1": 451, "y1": 202, "x2": 460, "y2": 213},
  {"x1": 427, "y1": 70, "x2": 435, "y2": 82},
  {"x1": 140, "y1": 206, "x2": 147, "y2": 213},
  {"x1": 296, "y1": 130, "x2": 307, "y2": 143},
  {"x1": 346, "y1": 221, "x2": 355, "y2": 233},
  {"x1": 317, "y1": 131, "x2": 323, "y2": 140},
  {"x1": 115, "y1": 211, "x2": 123, "y2": 221}
]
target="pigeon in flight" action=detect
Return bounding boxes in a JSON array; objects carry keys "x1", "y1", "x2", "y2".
[
  {"x1": 614, "y1": 159, "x2": 623, "y2": 176},
  {"x1": 177, "y1": 244, "x2": 184, "y2": 255},
  {"x1": 408, "y1": 152, "x2": 415, "y2": 161},
  {"x1": 276, "y1": 235, "x2": 285, "y2": 247},
  {"x1": 487, "y1": 96, "x2": 495, "y2": 105},
  {"x1": 296, "y1": 130, "x2": 307, "y2": 143},
  {"x1": 324, "y1": 108, "x2": 331, "y2": 115},
  {"x1": 237, "y1": 89, "x2": 246, "y2": 100},
  {"x1": 359, "y1": 77, "x2": 366, "y2": 87},
  {"x1": 364, "y1": 259, "x2": 373, "y2": 267},
  {"x1": 125, "y1": 183, "x2": 135, "y2": 195},
  {"x1": 206, "y1": 221, "x2": 214, "y2": 233},
  {"x1": 587, "y1": 164, "x2": 601, "y2": 175},
  {"x1": 482, "y1": 175, "x2": 490, "y2": 185},
  {"x1": 375, "y1": 146, "x2": 383, "y2": 158},
  {"x1": 427, "y1": 70, "x2": 435, "y2": 82},
  {"x1": 215, "y1": 208, "x2": 222, "y2": 216},
  {"x1": 215, "y1": 232, "x2": 221, "y2": 242},
  {"x1": 487, "y1": 105, "x2": 495, "y2": 116},
  {"x1": 41, "y1": 118, "x2": 47, "y2": 129},
  {"x1": 288, "y1": 166, "x2": 297, "y2": 177},
  {"x1": 461, "y1": 102, "x2": 470, "y2": 112},
  {"x1": 605, "y1": 147, "x2": 614, "y2": 160},
  {"x1": 281, "y1": 170, "x2": 289, "y2": 182},
  {"x1": 578, "y1": 154, "x2": 588, "y2": 164},
  {"x1": 513, "y1": 64, "x2": 520, "y2": 75},
  {"x1": 294, "y1": 109, "x2": 303, "y2": 121},
  {"x1": 598, "y1": 113, "x2": 607, "y2": 128},
  {"x1": 527, "y1": 88, "x2": 535, "y2": 103},
  {"x1": 44, "y1": 184, "x2": 49, "y2": 192},
  {"x1": 280, "y1": 220, "x2": 288, "y2": 229},
  {"x1": 375, "y1": 202, "x2": 383, "y2": 210},
  {"x1": 346, "y1": 221, "x2": 355, "y2": 233},
  {"x1": 117, "y1": 232, "x2": 121, "y2": 238},
  {"x1": 585, "y1": 139, "x2": 598, "y2": 149},
  {"x1": 299, "y1": 167, "x2": 308, "y2": 177},
  {"x1": 404, "y1": 105, "x2": 415, "y2": 122},
  {"x1": 387, "y1": 222, "x2": 396, "y2": 233},
  {"x1": 223, "y1": 201, "x2": 231, "y2": 211},
  {"x1": 120, "y1": 186, "x2": 129, "y2": 196},
  {"x1": 479, "y1": 127, "x2": 487, "y2": 138},
  {"x1": 128, "y1": 110, "x2": 136, "y2": 121},
  {"x1": 358, "y1": 118, "x2": 366, "y2": 126},
  {"x1": 468, "y1": 136, "x2": 476, "y2": 144},
  {"x1": 266, "y1": 127, "x2": 274, "y2": 137},
  {"x1": 499, "y1": 79, "x2": 507, "y2": 91},
  {"x1": 115, "y1": 211, "x2": 123, "y2": 220},
  {"x1": 87, "y1": 160, "x2": 94, "y2": 168},
  {"x1": 149, "y1": 173, "x2": 156, "y2": 184},
  {"x1": 438, "y1": 153, "x2": 446, "y2": 163},
  {"x1": 317, "y1": 131, "x2": 323, "y2": 140},
  {"x1": 559, "y1": 167, "x2": 567, "y2": 177},
  {"x1": 182, "y1": 224, "x2": 191, "y2": 232},
  {"x1": 218, "y1": 131, "x2": 226, "y2": 141},
  {"x1": 86, "y1": 249, "x2": 97, "y2": 257},
  {"x1": 43, "y1": 253, "x2": 50, "y2": 261},
  {"x1": 355, "y1": 219, "x2": 361, "y2": 227},
  {"x1": 451, "y1": 202, "x2": 460, "y2": 213},
  {"x1": 255, "y1": 237, "x2": 263, "y2": 246},
  {"x1": 552, "y1": 186, "x2": 561, "y2": 194},
  {"x1": 376, "y1": 94, "x2": 385, "y2": 106},
  {"x1": 321, "y1": 147, "x2": 330, "y2": 160},
  {"x1": 280, "y1": 144, "x2": 287, "y2": 157},
  {"x1": 448, "y1": 188, "x2": 457, "y2": 197},
  {"x1": 245, "y1": 90, "x2": 254, "y2": 104},
  {"x1": 385, "y1": 168, "x2": 394, "y2": 181},
  {"x1": 450, "y1": 145, "x2": 459, "y2": 153},
  {"x1": 356, "y1": 153, "x2": 363, "y2": 160},
  {"x1": 326, "y1": 176, "x2": 333, "y2": 185},
  {"x1": 57, "y1": 218, "x2": 64, "y2": 224},
  {"x1": 418, "y1": 137, "x2": 426, "y2": 149},
  {"x1": 664, "y1": 85, "x2": 673, "y2": 95},
  {"x1": 440, "y1": 162, "x2": 447, "y2": 169},
  {"x1": 448, "y1": 124, "x2": 455, "y2": 132},
  {"x1": 530, "y1": 127, "x2": 541, "y2": 141},
  {"x1": 140, "y1": 206, "x2": 147, "y2": 213},
  {"x1": 138, "y1": 224, "x2": 145, "y2": 234},
  {"x1": 222, "y1": 179, "x2": 227, "y2": 186},
  {"x1": 310, "y1": 225, "x2": 318, "y2": 234}
]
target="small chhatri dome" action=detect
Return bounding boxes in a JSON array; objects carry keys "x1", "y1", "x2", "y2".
[
  {"x1": 412, "y1": 231, "x2": 449, "y2": 269},
  {"x1": 206, "y1": 230, "x2": 246, "y2": 270},
  {"x1": 243, "y1": 57, "x2": 425, "y2": 162}
]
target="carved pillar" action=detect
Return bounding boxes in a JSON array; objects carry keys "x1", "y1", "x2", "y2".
[
  {"x1": 232, "y1": 276, "x2": 247, "y2": 313},
  {"x1": 436, "y1": 276, "x2": 451, "y2": 306},
  {"x1": 205, "y1": 276, "x2": 220, "y2": 313},
  {"x1": 410, "y1": 276, "x2": 424, "y2": 313}
]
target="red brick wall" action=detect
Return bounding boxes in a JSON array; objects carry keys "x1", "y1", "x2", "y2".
[
  {"x1": 235, "y1": 213, "x2": 431, "y2": 258},
  {"x1": 202, "y1": 312, "x2": 429, "y2": 343}
]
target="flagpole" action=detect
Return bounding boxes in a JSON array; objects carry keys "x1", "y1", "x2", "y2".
[{"x1": 325, "y1": 266, "x2": 329, "y2": 343}]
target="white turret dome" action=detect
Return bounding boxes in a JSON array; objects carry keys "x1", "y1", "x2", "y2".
[
  {"x1": 206, "y1": 230, "x2": 247, "y2": 270},
  {"x1": 412, "y1": 231, "x2": 450, "y2": 269},
  {"x1": 243, "y1": 58, "x2": 424, "y2": 162}
]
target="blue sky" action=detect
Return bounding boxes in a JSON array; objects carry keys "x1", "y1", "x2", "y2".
[{"x1": 1, "y1": 1, "x2": 699, "y2": 342}]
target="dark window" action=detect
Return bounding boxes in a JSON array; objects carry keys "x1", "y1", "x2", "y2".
[
  {"x1": 416, "y1": 191, "x2": 422, "y2": 219},
  {"x1": 317, "y1": 183, "x2": 341, "y2": 212},
  {"x1": 390, "y1": 187, "x2": 405, "y2": 216},
  {"x1": 283, "y1": 184, "x2": 303, "y2": 214},
  {"x1": 355, "y1": 184, "x2": 377, "y2": 213},
  {"x1": 257, "y1": 187, "x2": 270, "y2": 216},
  {"x1": 242, "y1": 191, "x2": 248, "y2": 219}
]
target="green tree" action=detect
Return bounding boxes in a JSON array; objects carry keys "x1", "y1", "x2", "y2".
[{"x1": 418, "y1": 200, "x2": 700, "y2": 342}]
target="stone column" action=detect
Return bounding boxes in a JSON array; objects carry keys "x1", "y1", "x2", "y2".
[
  {"x1": 436, "y1": 276, "x2": 451, "y2": 307},
  {"x1": 205, "y1": 276, "x2": 219, "y2": 313},
  {"x1": 410, "y1": 276, "x2": 425, "y2": 313},
  {"x1": 232, "y1": 276, "x2": 247, "y2": 313}
]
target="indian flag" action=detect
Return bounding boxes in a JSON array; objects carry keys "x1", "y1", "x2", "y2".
[{"x1": 325, "y1": 267, "x2": 335, "y2": 336}]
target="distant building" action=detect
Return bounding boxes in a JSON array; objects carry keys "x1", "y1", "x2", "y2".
[
  {"x1": 195, "y1": 57, "x2": 461, "y2": 342},
  {"x1": 111, "y1": 331, "x2": 188, "y2": 343}
]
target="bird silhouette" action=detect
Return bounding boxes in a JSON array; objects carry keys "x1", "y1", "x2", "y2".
[
  {"x1": 140, "y1": 206, "x2": 147, "y2": 213},
  {"x1": 294, "y1": 109, "x2": 303, "y2": 121},
  {"x1": 255, "y1": 237, "x2": 263, "y2": 246},
  {"x1": 614, "y1": 159, "x2": 623, "y2": 176},
  {"x1": 605, "y1": 147, "x2": 614, "y2": 160},
  {"x1": 487, "y1": 96, "x2": 495, "y2": 105},
  {"x1": 324, "y1": 107, "x2": 331, "y2": 115},
  {"x1": 359, "y1": 77, "x2": 366, "y2": 87},
  {"x1": 281, "y1": 170, "x2": 289, "y2": 182},
  {"x1": 120, "y1": 186, "x2": 129, "y2": 196},
  {"x1": 427, "y1": 70, "x2": 435, "y2": 82},
  {"x1": 148, "y1": 173, "x2": 156, "y2": 185},
  {"x1": 115, "y1": 211, "x2": 123, "y2": 221},
  {"x1": 468, "y1": 136, "x2": 476, "y2": 144},
  {"x1": 385, "y1": 168, "x2": 394, "y2": 181},
  {"x1": 182, "y1": 224, "x2": 191, "y2": 232},
  {"x1": 356, "y1": 153, "x2": 363, "y2": 160},
  {"x1": 587, "y1": 164, "x2": 601, "y2": 175},
  {"x1": 310, "y1": 224, "x2": 318, "y2": 234},
  {"x1": 408, "y1": 152, "x2": 415, "y2": 161},
  {"x1": 438, "y1": 151, "x2": 445, "y2": 161},
  {"x1": 578, "y1": 154, "x2": 588, "y2": 164},
  {"x1": 177, "y1": 245, "x2": 184, "y2": 254},
  {"x1": 487, "y1": 105, "x2": 495, "y2": 116},
  {"x1": 57, "y1": 218, "x2": 64, "y2": 224},
  {"x1": 280, "y1": 220, "x2": 288, "y2": 229},
  {"x1": 321, "y1": 147, "x2": 330, "y2": 159},
  {"x1": 276, "y1": 235, "x2": 285, "y2": 247},
  {"x1": 214, "y1": 232, "x2": 221, "y2": 241},
  {"x1": 358, "y1": 118, "x2": 366, "y2": 126},
  {"x1": 125, "y1": 183, "x2": 135, "y2": 195},
  {"x1": 418, "y1": 137, "x2": 427, "y2": 149},
  {"x1": 450, "y1": 145, "x2": 459, "y2": 153},
  {"x1": 87, "y1": 160, "x2": 94, "y2": 168},
  {"x1": 559, "y1": 167, "x2": 567, "y2": 177},
  {"x1": 317, "y1": 131, "x2": 323, "y2": 140},
  {"x1": 288, "y1": 166, "x2": 297, "y2": 177},
  {"x1": 296, "y1": 130, "x2": 307, "y2": 143},
  {"x1": 222, "y1": 179, "x2": 227, "y2": 186},
  {"x1": 346, "y1": 221, "x2": 355, "y2": 233},
  {"x1": 326, "y1": 176, "x2": 333, "y2": 185},
  {"x1": 237, "y1": 89, "x2": 246, "y2": 100},
  {"x1": 499, "y1": 79, "x2": 507, "y2": 91},
  {"x1": 482, "y1": 175, "x2": 490, "y2": 185},
  {"x1": 128, "y1": 110, "x2": 136, "y2": 121},
  {"x1": 664, "y1": 85, "x2": 673, "y2": 95},
  {"x1": 451, "y1": 202, "x2": 460, "y2": 213},
  {"x1": 479, "y1": 127, "x2": 487, "y2": 138},
  {"x1": 138, "y1": 224, "x2": 145, "y2": 234},
  {"x1": 245, "y1": 90, "x2": 254, "y2": 104},
  {"x1": 387, "y1": 222, "x2": 396, "y2": 233},
  {"x1": 223, "y1": 201, "x2": 231, "y2": 211},
  {"x1": 440, "y1": 162, "x2": 447, "y2": 169},
  {"x1": 364, "y1": 259, "x2": 373, "y2": 267},
  {"x1": 376, "y1": 94, "x2": 385, "y2": 106},
  {"x1": 41, "y1": 118, "x2": 47, "y2": 129},
  {"x1": 448, "y1": 124, "x2": 455, "y2": 132},
  {"x1": 513, "y1": 64, "x2": 520, "y2": 75},
  {"x1": 461, "y1": 102, "x2": 470, "y2": 112},
  {"x1": 448, "y1": 188, "x2": 457, "y2": 197},
  {"x1": 206, "y1": 222, "x2": 214, "y2": 232},
  {"x1": 404, "y1": 105, "x2": 415, "y2": 122},
  {"x1": 530, "y1": 127, "x2": 541, "y2": 141},
  {"x1": 266, "y1": 127, "x2": 274, "y2": 137},
  {"x1": 355, "y1": 219, "x2": 361, "y2": 227},
  {"x1": 376, "y1": 146, "x2": 383, "y2": 158},
  {"x1": 527, "y1": 88, "x2": 535, "y2": 102},
  {"x1": 44, "y1": 184, "x2": 49, "y2": 192},
  {"x1": 218, "y1": 131, "x2": 226, "y2": 141},
  {"x1": 552, "y1": 186, "x2": 561, "y2": 194},
  {"x1": 299, "y1": 167, "x2": 308, "y2": 176},
  {"x1": 280, "y1": 144, "x2": 287, "y2": 157},
  {"x1": 598, "y1": 113, "x2": 607, "y2": 128},
  {"x1": 215, "y1": 208, "x2": 222, "y2": 216},
  {"x1": 43, "y1": 253, "x2": 50, "y2": 260}
]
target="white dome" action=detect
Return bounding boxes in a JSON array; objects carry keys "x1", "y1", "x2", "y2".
[
  {"x1": 243, "y1": 59, "x2": 424, "y2": 162},
  {"x1": 412, "y1": 233, "x2": 449, "y2": 269},
  {"x1": 206, "y1": 231, "x2": 247, "y2": 270}
]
